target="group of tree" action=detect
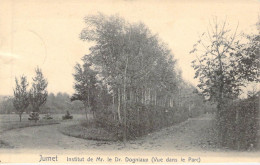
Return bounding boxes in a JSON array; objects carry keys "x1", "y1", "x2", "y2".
[
  {"x1": 0, "y1": 92, "x2": 84, "y2": 115},
  {"x1": 43, "y1": 92, "x2": 84, "y2": 114},
  {"x1": 12, "y1": 67, "x2": 48, "y2": 122},
  {"x1": 0, "y1": 96, "x2": 14, "y2": 114},
  {"x1": 190, "y1": 17, "x2": 259, "y2": 150},
  {"x1": 72, "y1": 13, "x2": 210, "y2": 142}
]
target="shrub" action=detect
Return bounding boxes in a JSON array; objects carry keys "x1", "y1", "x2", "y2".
[
  {"x1": 28, "y1": 112, "x2": 39, "y2": 121},
  {"x1": 220, "y1": 95, "x2": 259, "y2": 150},
  {"x1": 62, "y1": 111, "x2": 73, "y2": 120},
  {"x1": 94, "y1": 109, "x2": 123, "y2": 140}
]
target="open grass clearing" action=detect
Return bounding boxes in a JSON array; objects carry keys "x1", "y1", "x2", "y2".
[{"x1": 0, "y1": 114, "x2": 64, "y2": 133}]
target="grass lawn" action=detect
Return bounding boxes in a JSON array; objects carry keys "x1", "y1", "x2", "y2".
[
  {"x1": 0, "y1": 113, "x2": 89, "y2": 148},
  {"x1": 0, "y1": 114, "x2": 61, "y2": 148},
  {"x1": 0, "y1": 114, "x2": 64, "y2": 132}
]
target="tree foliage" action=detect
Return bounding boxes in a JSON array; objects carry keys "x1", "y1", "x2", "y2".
[
  {"x1": 13, "y1": 75, "x2": 30, "y2": 122},
  {"x1": 80, "y1": 13, "x2": 207, "y2": 142},
  {"x1": 71, "y1": 62, "x2": 98, "y2": 119},
  {"x1": 190, "y1": 18, "x2": 259, "y2": 103},
  {"x1": 29, "y1": 67, "x2": 48, "y2": 114}
]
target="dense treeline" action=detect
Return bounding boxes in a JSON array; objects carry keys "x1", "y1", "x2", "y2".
[
  {"x1": 93, "y1": 82, "x2": 214, "y2": 140},
  {"x1": 0, "y1": 93, "x2": 84, "y2": 114},
  {"x1": 0, "y1": 96, "x2": 14, "y2": 114},
  {"x1": 72, "y1": 14, "x2": 211, "y2": 141},
  {"x1": 43, "y1": 93, "x2": 84, "y2": 114}
]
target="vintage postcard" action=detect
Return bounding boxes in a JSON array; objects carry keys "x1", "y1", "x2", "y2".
[{"x1": 0, "y1": 0, "x2": 259, "y2": 164}]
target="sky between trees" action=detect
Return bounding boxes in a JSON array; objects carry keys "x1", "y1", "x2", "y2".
[{"x1": 0, "y1": 0, "x2": 259, "y2": 96}]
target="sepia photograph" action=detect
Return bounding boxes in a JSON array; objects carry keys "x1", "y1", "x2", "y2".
[{"x1": 0, "y1": 0, "x2": 259, "y2": 164}]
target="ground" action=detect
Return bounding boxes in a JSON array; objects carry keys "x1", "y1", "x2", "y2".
[{"x1": 0, "y1": 113, "x2": 259, "y2": 152}]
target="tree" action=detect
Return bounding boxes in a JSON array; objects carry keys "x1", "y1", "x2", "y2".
[
  {"x1": 190, "y1": 18, "x2": 259, "y2": 145},
  {"x1": 241, "y1": 18, "x2": 260, "y2": 84},
  {"x1": 80, "y1": 13, "x2": 180, "y2": 142},
  {"x1": 29, "y1": 67, "x2": 48, "y2": 121},
  {"x1": 13, "y1": 76, "x2": 30, "y2": 122},
  {"x1": 71, "y1": 61, "x2": 98, "y2": 120}
]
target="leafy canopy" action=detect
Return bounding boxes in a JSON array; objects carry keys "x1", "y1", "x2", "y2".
[{"x1": 190, "y1": 18, "x2": 259, "y2": 102}]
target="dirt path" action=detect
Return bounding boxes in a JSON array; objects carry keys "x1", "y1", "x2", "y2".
[
  {"x1": 124, "y1": 114, "x2": 218, "y2": 151},
  {"x1": 0, "y1": 114, "x2": 221, "y2": 151}
]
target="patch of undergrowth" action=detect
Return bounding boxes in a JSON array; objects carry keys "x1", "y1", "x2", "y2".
[
  {"x1": 59, "y1": 120, "x2": 119, "y2": 141},
  {"x1": 93, "y1": 104, "x2": 190, "y2": 141}
]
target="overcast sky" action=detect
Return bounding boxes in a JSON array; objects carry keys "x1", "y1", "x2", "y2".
[{"x1": 0, "y1": 0, "x2": 259, "y2": 96}]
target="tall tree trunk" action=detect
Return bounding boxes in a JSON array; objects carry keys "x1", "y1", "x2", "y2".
[
  {"x1": 113, "y1": 90, "x2": 116, "y2": 120},
  {"x1": 84, "y1": 105, "x2": 88, "y2": 120},
  {"x1": 137, "y1": 107, "x2": 140, "y2": 135},
  {"x1": 112, "y1": 90, "x2": 115, "y2": 105},
  {"x1": 141, "y1": 88, "x2": 144, "y2": 104},
  {"x1": 93, "y1": 110, "x2": 95, "y2": 119},
  {"x1": 117, "y1": 88, "x2": 122, "y2": 123},
  {"x1": 143, "y1": 87, "x2": 145, "y2": 104},
  {"x1": 151, "y1": 91, "x2": 154, "y2": 105},
  {"x1": 169, "y1": 96, "x2": 172, "y2": 107},
  {"x1": 179, "y1": 88, "x2": 181, "y2": 108},
  {"x1": 130, "y1": 89, "x2": 133, "y2": 103},
  {"x1": 148, "y1": 88, "x2": 151, "y2": 104},
  {"x1": 87, "y1": 89, "x2": 90, "y2": 107},
  {"x1": 217, "y1": 47, "x2": 225, "y2": 146},
  {"x1": 235, "y1": 106, "x2": 240, "y2": 150},
  {"x1": 154, "y1": 90, "x2": 157, "y2": 105},
  {"x1": 123, "y1": 56, "x2": 129, "y2": 144}
]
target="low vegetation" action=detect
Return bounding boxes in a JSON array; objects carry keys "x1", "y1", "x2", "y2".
[
  {"x1": 59, "y1": 120, "x2": 118, "y2": 141},
  {"x1": 220, "y1": 93, "x2": 259, "y2": 150},
  {"x1": 59, "y1": 105, "x2": 208, "y2": 142},
  {"x1": 62, "y1": 111, "x2": 73, "y2": 120}
]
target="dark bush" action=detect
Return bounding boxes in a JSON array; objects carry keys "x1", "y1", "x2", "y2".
[
  {"x1": 220, "y1": 95, "x2": 259, "y2": 150},
  {"x1": 94, "y1": 109, "x2": 123, "y2": 140},
  {"x1": 28, "y1": 112, "x2": 39, "y2": 121},
  {"x1": 62, "y1": 111, "x2": 73, "y2": 120}
]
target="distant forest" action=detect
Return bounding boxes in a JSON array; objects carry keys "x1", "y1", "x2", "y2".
[
  {"x1": 0, "y1": 93, "x2": 84, "y2": 114},
  {"x1": 0, "y1": 85, "x2": 214, "y2": 116}
]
